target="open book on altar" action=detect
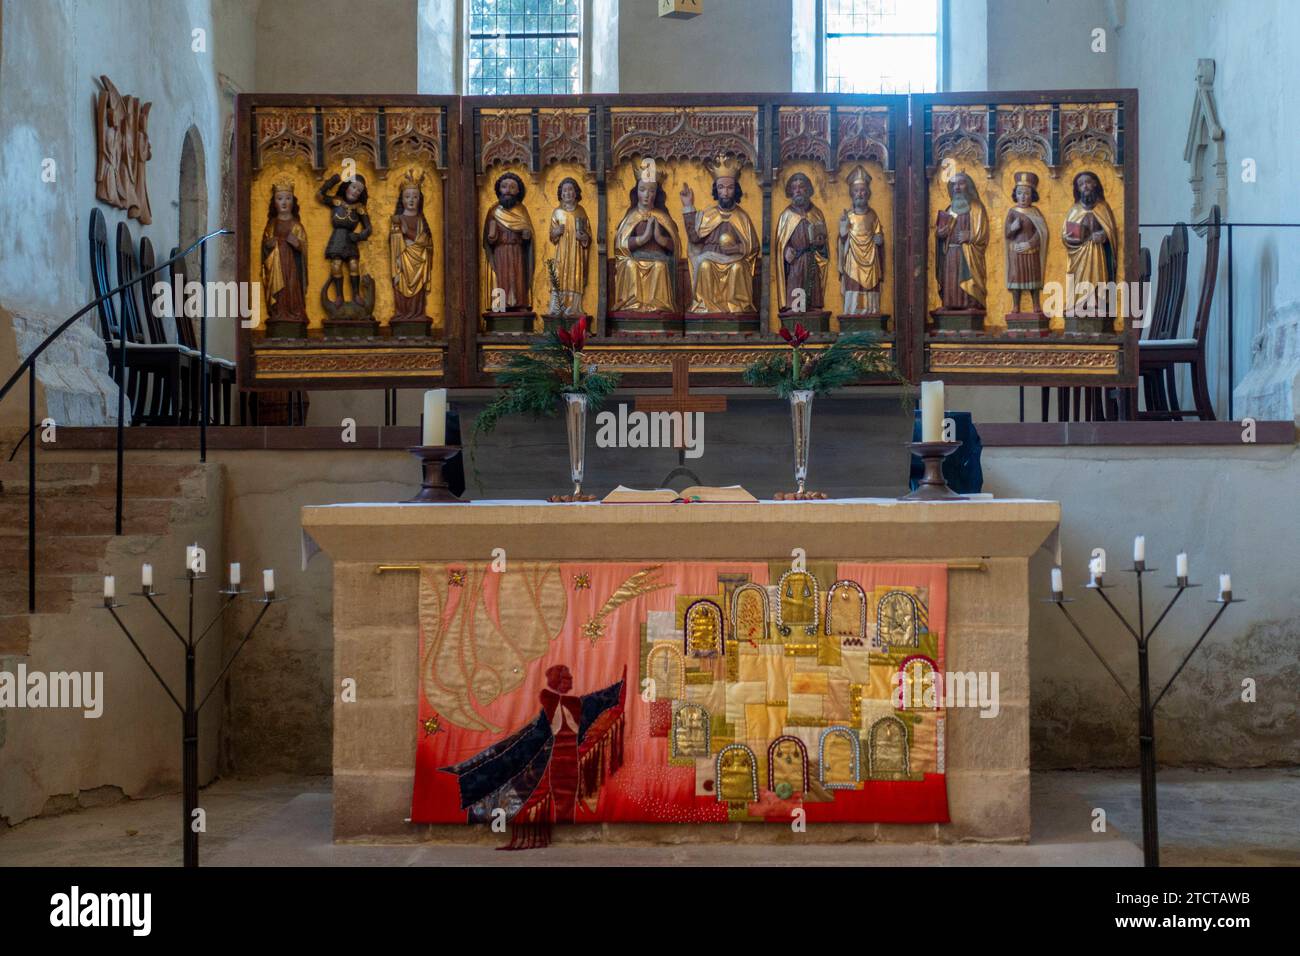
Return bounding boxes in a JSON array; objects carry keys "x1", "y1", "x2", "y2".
[{"x1": 601, "y1": 484, "x2": 757, "y2": 504}]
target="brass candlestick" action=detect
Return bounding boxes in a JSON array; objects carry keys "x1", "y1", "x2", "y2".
[
  {"x1": 901, "y1": 440, "x2": 965, "y2": 501},
  {"x1": 406, "y1": 446, "x2": 467, "y2": 503}
]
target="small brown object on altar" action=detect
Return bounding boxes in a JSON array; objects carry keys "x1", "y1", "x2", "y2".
[
  {"x1": 773, "y1": 490, "x2": 829, "y2": 500},
  {"x1": 547, "y1": 492, "x2": 598, "y2": 502}
]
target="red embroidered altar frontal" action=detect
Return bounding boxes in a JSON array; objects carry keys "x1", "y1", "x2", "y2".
[{"x1": 412, "y1": 561, "x2": 949, "y2": 827}]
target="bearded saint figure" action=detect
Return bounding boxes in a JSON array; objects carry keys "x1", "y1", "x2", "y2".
[
  {"x1": 1062, "y1": 170, "x2": 1119, "y2": 320},
  {"x1": 482, "y1": 171, "x2": 534, "y2": 312},
  {"x1": 934, "y1": 172, "x2": 989, "y2": 312},
  {"x1": 680, "y1": 154, "x2": 760, "y2": 314},
  {"x1": 775, "y1": 172, "x2": 828, "y2": 314}
]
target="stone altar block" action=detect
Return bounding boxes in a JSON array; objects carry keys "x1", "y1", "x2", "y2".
[{"x1": 302, "y1": 498, "x2": 1059, "y2": 844}]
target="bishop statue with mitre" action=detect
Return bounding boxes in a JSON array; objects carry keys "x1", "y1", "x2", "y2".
[{"x1": 680, "y1": 154, "x2": 760, "y2": 314}]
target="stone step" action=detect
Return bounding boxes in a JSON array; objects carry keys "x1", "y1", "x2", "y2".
[
  {"x1": 0, "y1": 497, "x2": 174, "y2": 537},
  {"x1": 0, "y1": 461, "x2": 208, "y2": 499}
]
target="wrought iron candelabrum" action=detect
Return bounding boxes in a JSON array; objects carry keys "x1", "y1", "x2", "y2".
[
  {"x1": 101, "y1": 561, "x2": 281, "y2": 867},
  {"x1": 1047, "y1": 557, "x2": 1240, "y2": 867}
]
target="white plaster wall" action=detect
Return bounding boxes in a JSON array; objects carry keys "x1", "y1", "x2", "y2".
[
  {"x1": 0, "y1": 0, "x2": 236, "y2": 423},
  {"x1": 1117, "y1": 0, "x2": 1300, "y2": 419}
]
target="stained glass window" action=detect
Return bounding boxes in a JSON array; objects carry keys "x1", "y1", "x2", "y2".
[
  {"x1": 824, "y1": 0, "x2": 941, "y2": 94},
  {"x1": 466, "y1": 0, "x2": 583, "y2": 95}
]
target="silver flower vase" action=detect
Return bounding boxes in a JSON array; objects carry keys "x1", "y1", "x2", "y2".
[
  {"x1": 563, "y1": 391, "x2": 588, "y2": 498},
  {"x1": 789, "y1": 388, "x2": 814, "y2": 495}
]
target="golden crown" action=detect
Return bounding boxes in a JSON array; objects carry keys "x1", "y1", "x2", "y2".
[
  {"x1": 1014, "y1": 171, "x2": 1039, "y2": 188},
  {"x1": 399, "y1": 167, "x2": 426, "y2": 190},
  {"x1": 706, "y1": 153, "x2": 745, "y2": 181},
  {"x1": 846, "y1": 164, "x2": 872, "y2": 188},
  {"x1": 271, "y1": 179, "x2": 295, "y2": 195}
]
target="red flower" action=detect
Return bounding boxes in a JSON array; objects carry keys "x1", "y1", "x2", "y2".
[
  {"x1": 559, "y1": 317, "x2": 587, "y2": 351},
  {"x1": 779, "y1": 323, "x2": 811, "y2": 346}
]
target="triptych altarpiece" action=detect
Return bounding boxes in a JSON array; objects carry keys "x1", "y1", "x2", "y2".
[{"x1": 236, "y1": 90, "x2": 1137, "y2": 391}]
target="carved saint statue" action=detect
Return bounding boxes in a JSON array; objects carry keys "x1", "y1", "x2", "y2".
[
  {"x1": 482, "y1": 171, "x2": 534, "y2": 312},
  {"x1": 1062, "y1": 171, "x2": 1119, "y2": 317},
  {"x1": 934, "y1": 172, "x2": 989, "y2": 312},
  {"x1": 680, "y1": 155, "x2": 760, "y2": 314},
  {"x1": 388, "y1": 168, "x2": 434, "y2": 325},
  {"x1": 260, "y1": 181, "x2": 308, "y2": 328},
  {"x1": 317, "y1": 173, "x2": 373, "y2": 305},
  {"x1": 775, "y1": 172, "x2": 828, "y2": 314},
  {"x1": 611, "y1": 170, "x2": 679, "y2": 314},
  {"x1": 546, "y1": 177, "x2": 591, "y2": 316},
  {"x1": 1003, "y1": 171, "x2": 1048, "y2": 314},
  {"x1": 838, "y1": 165, "x2": 886, "y2": 315}
]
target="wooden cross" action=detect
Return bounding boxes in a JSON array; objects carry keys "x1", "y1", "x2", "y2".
[
  {"x1": 634, "y1": 355, "x2": 726, "y2": 455},
  {"x1": 635, "y1": 355, "x2": 728, "y2": 415}
]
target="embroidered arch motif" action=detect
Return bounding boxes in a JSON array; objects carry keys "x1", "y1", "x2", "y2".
[
  {"x1": 671, "y1": 703, "x2": 711, "y2": 758},
  {"x1": 766, "y1": 735, "x2": 809, "y2": 795},
  {"x1": 876, "y1": 590, "x2": 920, "y2": 648},
  {"x1": 776, "y1": 570, "x2": 819, "y2": 637},
  {"x1": 715, "y1": 743, "x2": 759, "y2": 803},
  {"x1": 730, "y1": 582, "x2": 770, "y2": 645},
  {"x1": 684, "y1": 598, "x2": 724, "y2": 657},
  {"x1": 818, "y1": 726, "x2": 860, "y2": 789},
  {"x1": 897, "y1": 654, "x2": 940, "y2": 710},
  {"x1": 825, "y1": 580, "x2": 867, "y2": 645},
  {"x1": 867, "y1": 715, "x2": 911, "y2": 780},
  {"x1": 646, "y1": 644, "x2": 686, "y2": 701}
]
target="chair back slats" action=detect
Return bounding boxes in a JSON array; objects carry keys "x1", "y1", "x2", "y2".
[
  {"x1": 138, "y1": 236, "x2": 168, "y2": 344},
  {"x1": 89, "y1": 208, "x2": 120, "y2": 343},
  {"x1": 1136, "y1": 246, "x2": 1152, "y2": 333},
  {"x1": 1156, "y1": 223, "x2": 1189, "y2": 340},
  {"x1": 114, "y1": 221, "x2": 145, "y2": 344},
  {"x1": 169, "y1": 245, "x2": 199, "y2": 350},
  {"x1": 1190, "y1": 205, "x2": 1221, "y2": 346}
]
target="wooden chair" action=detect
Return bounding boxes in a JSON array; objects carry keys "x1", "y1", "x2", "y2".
[
  {"x1": 117, "y1": 226, "x2": 197, "y2": 425},
  {"x1": 168, "y1": 246, "x2": 237, "y2": 424},
  {"x1": 1139, "y1": 207, "x2": 1218, "y2": 420},
  {"x1": 1137, "y1": 223, "x2": 1190, "y2": 418},
  {"x1": 90, "y1": 210, "x2": 186, "y2": 425}
]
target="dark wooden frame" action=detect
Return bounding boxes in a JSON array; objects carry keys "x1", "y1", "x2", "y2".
[
  {"x1": 909, "y1": 89, "x2": 1140, "y2": 388},
  {"x1": 234, "y1": 90, "x2": 1138, "y2": 392},
  {"x1": 460, "y1": 92, "x2": 911, "y2": 388},
  {"x1": 234, "y1": 93, "x2": 462, "y2": 391}
]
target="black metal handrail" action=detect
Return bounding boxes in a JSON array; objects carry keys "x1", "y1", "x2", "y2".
[{"x1": 0, "y1": 227, "x2": 232, "y2": 613}]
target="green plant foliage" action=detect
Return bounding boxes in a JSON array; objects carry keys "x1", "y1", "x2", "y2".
[{"x1": 742, "y1": 332, "x2": 898, "y2": 398}]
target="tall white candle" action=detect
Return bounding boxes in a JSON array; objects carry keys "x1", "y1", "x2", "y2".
[
  {"x1": 104, "y1": 575, "x2": 115, "y2": 600},
  {"x1": 1133, "y1": 535, "x2": 1145, "y2": 563},
  {"x1": 1176, "y1": 553, "x2": 1188, "y2": 579},
  {"x1": 920, "y1": 380, "x2": 944, "y2": 442},
  {"x1": 230, "y1": 563, "x2": 241, "y2": 588},
  {"x1": 263, "y1": 569, "x2": 275, "y2": 595},
  {"x1": 1051, "y1": 567, "x2": 1063, "y2": 595},
  {"x1": 422, "y1": 389, "x2": 447, "y2": 446},
  {"x1": 1218, "y1": 573, "x2": 1231, "y2": 599},
  {"x1": 142, "y1": 563, "x2": 153, "y2": 589}
]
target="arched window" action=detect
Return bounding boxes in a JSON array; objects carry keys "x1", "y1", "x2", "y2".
[{"x1": 466, "y1": 0, "x2": 583, "y2": 95}]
